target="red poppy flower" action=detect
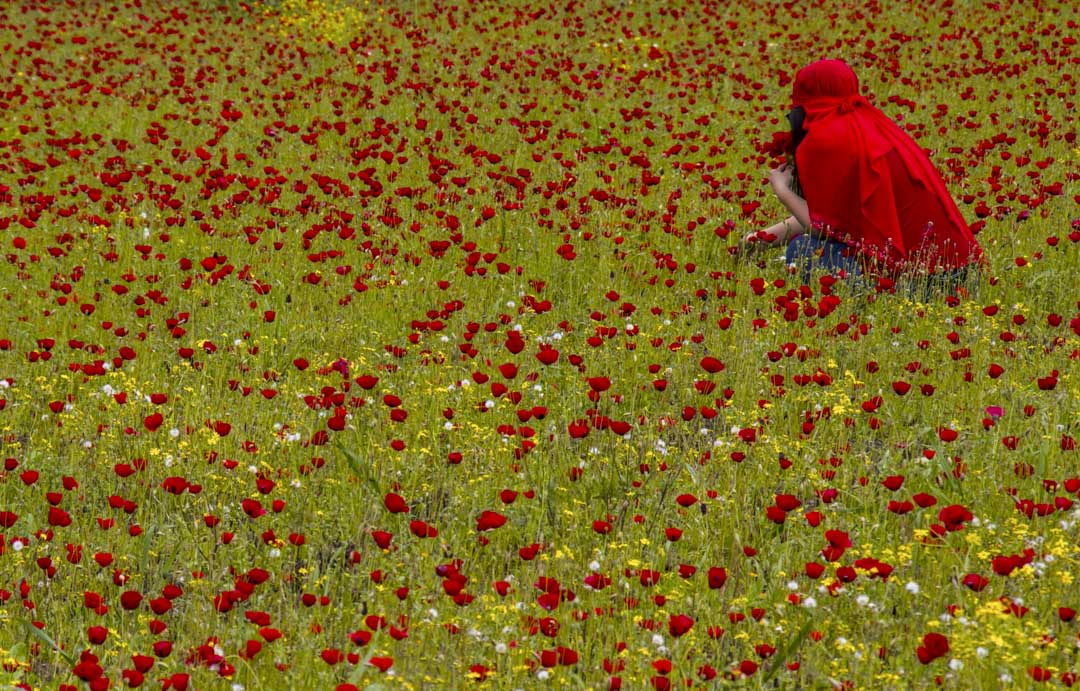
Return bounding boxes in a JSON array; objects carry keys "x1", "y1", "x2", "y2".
[
  {"x1": 676, "y1": 493, "x2": 697, "y2": 507},
  {"x1": 87, "y1": 626, "x2": 108, "y2": 645},
  {"x1": 912, "y1": 493, "x2": 938, "y2": 508},
  {"x1": 937, "y1": 504, "x2": 973, "y2": 531},
  {"x1": 321, "y1": 649, "x2": 345, "y2": 665},
  {"x1": 992, "y1": 555, "x2": 1023, "y2": 576},
  {"x1": 887, "y1": 500, "x2": 914, "y2": 514},
  {"x1": 241, "y1": 499, "x2": 265, "y2": 519},
  {"x1": 760, "y1": 130, "x2": 794, "y2": 159},
  {"x1": 882, "y1": 475, "x2": 905, "y2": 491},
  {"x1": 568, "y1": 420, "x2": 590, "y2": 438},
  {"x1": 149, "y1": 598, "x2": 171, "y2": 615},
  {"x1": 775, "y1": 494, "x2": 802, "y2": 511},
  {"x1": 535, "y1": 346, "x2": 559, "y2": 365},
  {"x1": 916, "y1": 632, "x2": 949, "y2": 664},
  {"x1": 584, "y1": 573, "x2": 612, "y2": 590},
  {"x1": 1029, "y1": 667, "x2": 1053, "y2": 682},
  {"x1": 409, "y1": 520, "x2": 438, "y2": 538},
  {"x1": 355, "y1": 375, "x2": 378, "y2": 389},
  {"x1": 73, "y1": 658, "x2": 104, "y2": 682},
  {"x1": 587, "y1": 376, "x2": 611, "y2": 392},
  {"x1": 120, "y1": 590, "x2": 143, "y2": 610},
  {"x1": 383, "y1": 493, "x2": 409, "y2": 513},
  {"x1": 371, "y1": 531, "x2": 393, "y2": 549},
  {"x1": 668, "y1": 614, "x2": 694, "y2": 637},
  {"x1": 707, "y1": 567, "x2": 727, "y2": 589},
  {"x1": 48, "y1": 507, "x2": 72, "y2": 527},
  {"x1": 476, "y1": 511, "x2": 507, "y2": 532},
  {"x1": 639, "y1": 569, "x2": 661, "y2": 587},
  {"x1": 699, "y1": 356, "x2": 724, "y2": 373},
  {"x1": 765, "y1": 506, "x2": 787, "y2": 524},
  {"x1": 861, "y1": 395, "x2": 883, "y2": 412},
  {"x1": 555, "y1": 647, "x2": 578, "y2": 665},
  {"x1": 1037, "y1": 375, "x2": 1058, "y2": 390}
]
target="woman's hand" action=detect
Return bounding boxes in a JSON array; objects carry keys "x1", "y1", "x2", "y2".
[
  {"x1": 768, "y1": 164, "x2": 811, "y2": 230},
  {"x1": 740, "y1": 228, "x2": 777, "y2": 253},
  {"x1": 739, "y1": 231, "x2": 764, "y2": 254},
  {"x1": 769, "y1": 163, "x2": 794, "y2": 193}
]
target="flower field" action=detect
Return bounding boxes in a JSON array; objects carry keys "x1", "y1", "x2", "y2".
[{"x1": 0, "y1": 0, "x2": 1078, "y2": 688}]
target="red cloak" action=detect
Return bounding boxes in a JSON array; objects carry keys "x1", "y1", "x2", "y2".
[{"x1": 792, "y1": 59, "x2": 984, "y2": 273}]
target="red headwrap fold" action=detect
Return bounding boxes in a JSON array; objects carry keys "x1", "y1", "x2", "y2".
[{"x1": 792, "y1": 60, "x2": 983, "y2": 273}]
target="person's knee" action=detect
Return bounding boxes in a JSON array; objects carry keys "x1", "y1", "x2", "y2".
[{"x1": 785, "y1": 234, "x2": 818, "y2": 263}]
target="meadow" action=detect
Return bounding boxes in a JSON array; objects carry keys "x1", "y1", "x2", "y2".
[{"x1": 0, "y1": 0, "x2": 1077, "y2": 688}]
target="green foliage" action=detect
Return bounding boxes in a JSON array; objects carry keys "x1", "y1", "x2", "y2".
[{"x1": 0, "y1": 0, "x2": 1076, "y2": 689}]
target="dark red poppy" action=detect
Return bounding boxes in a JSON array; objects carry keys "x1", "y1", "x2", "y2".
[
  {"x1": 383, "y1": 493, "x2": 409, "y2": 513},
  {"x1": 916, "y1": 632, "x2": 949, "y2": 664},
  {"x1": 707, "y1": 567, "x2": 727, "y2": 589},
  {"x1": 409, "y1": 520, "x2": 438, "y2": 538},
  {"x1": 882, "y1": 475, "x2": 905, "y2": 491},
  {"x1": 666, "y1": 614, "x2": 693, "y2": 637},
  {"x1": 937, "y1": 504, "x2": 973, "y2": 531},
  {"x1": 476, "y1": 511, "x2": 507, "y2": 532}
]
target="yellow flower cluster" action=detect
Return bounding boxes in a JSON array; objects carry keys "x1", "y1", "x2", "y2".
[{"x1": 271, "y1": 0, "x2": 371, "y2": 44}]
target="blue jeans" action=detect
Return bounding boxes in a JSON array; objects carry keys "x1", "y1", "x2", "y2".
[
  {"x1": 785, "y1": 235, "x2": 978, "y2": 298},
  {"x1": 785, "y1": 235, "x2": 861, "y2": 285}
]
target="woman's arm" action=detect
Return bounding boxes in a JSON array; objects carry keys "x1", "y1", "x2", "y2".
[
  {"x1": 741, "y1": 215, "x2": 805, "y2": 250},
  {"x1": 769, "y1": 164, "x2": 812, "y2": 229}
]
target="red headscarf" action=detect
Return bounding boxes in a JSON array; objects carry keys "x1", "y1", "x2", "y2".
[{"x1": 792, "y1": 59, "x2": 983, "y2": 273}]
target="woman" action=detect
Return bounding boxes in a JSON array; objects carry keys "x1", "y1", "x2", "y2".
[{"x1": 743, "y1": 59, "x2": 984, "y2": 289}]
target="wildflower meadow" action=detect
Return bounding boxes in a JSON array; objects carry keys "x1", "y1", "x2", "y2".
[{"x1": 0, "y1": 0, "x2": 1077, "y2": 688}]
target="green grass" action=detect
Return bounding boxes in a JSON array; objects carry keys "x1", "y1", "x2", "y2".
[{"x1": 0, "y1": 0, "x2": 1077, "y2": 689}]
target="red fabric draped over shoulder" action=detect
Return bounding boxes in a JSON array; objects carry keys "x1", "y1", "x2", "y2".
[{"x1": 792, "y1": 60, "x2": 984, "y2": 273}]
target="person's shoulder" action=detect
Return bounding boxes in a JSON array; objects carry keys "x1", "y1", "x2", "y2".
[
  {"x1": 804, "y1": 114, "x2": 851, "y2": 143},
  {"x1": 797, "y1": 119, "x2": 851, "y2": 169}
]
